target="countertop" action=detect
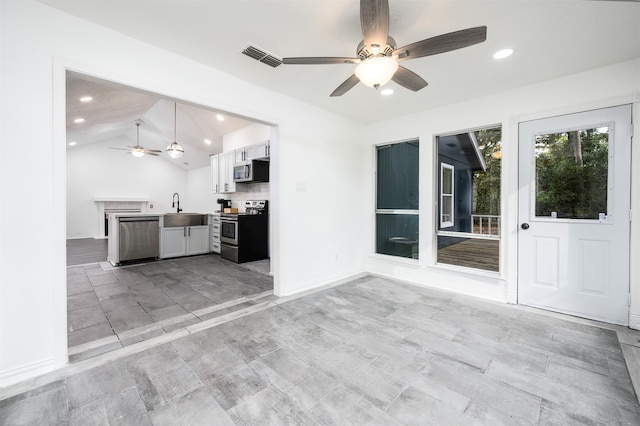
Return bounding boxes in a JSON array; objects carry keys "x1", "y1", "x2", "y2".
[{"x1": 109, "y1": 212, "x2": 223, "y2": 218}]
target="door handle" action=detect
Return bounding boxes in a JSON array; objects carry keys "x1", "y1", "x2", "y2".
[{"x1": 521, "y1": 223, "x2": 530, "y2": 230}]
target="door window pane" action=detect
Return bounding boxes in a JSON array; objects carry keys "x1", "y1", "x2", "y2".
[
  {"x1": 376, "y1": 140, "x2": 419, "y2": 259},
  {"x1": 535, "y1": 127, "x2": 609, "y2": 220}
]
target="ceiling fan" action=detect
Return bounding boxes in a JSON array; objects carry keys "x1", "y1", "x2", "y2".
[
  {"x1": 109, "y1": 119, "x2": 162, "y2": 158},
  {"x1": 282, "y1": 0, "x2": 487, "y2": 96}
]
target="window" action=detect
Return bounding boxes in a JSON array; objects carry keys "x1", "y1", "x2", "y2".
[
  {"x1": 436, "y1": 127, "x2": 502, "y2": 272},
  {"x1": 535, "y1": 126, "x2": 610, "y2": 220},
  {"x1": 440, "y1": 163, "x2": 454, "y2": 228},
  {"x1": 375, "y1": 140, "x2": 419, "y2": 259}
]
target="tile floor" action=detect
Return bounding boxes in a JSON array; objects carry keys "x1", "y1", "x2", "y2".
[
  {"x1": 67, "y1": 255, "x2": 273, "y2": 361},
  {"x1": 2, "y1": 275, "x2": 640, "y2": 425}
]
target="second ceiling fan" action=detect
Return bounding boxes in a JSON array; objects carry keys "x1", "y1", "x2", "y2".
[
  {"x1": 282, "y1": 0, "x2": 487, "y2": 96},
  {"x1": 109, "y1": 119, "x2": 161, "y2": 158}
]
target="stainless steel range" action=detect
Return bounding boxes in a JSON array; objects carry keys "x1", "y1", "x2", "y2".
[{"x1": 220, "y1": 200, "x2": 268, "y2": 263}]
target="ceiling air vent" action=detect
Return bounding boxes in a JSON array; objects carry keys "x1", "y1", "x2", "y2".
[{"x1": 241, "y1": 44, "x2": 283, "y2": 68}]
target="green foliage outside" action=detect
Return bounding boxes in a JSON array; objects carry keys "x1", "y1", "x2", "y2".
[
  {"x1": 535, "y1": 128, "x2": 608, "y2": 219},
  {"x1": 473, "y1": 128, "x2": 502, "y2": 216}
]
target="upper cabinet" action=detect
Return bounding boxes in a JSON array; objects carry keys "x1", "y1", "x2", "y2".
[
  {"x1": 210, "y1": 152, "x2": 236, "y2": 193},
  {"x1": 235, "y1": 140, "x2": 270, "y2": 163},
  {"x1": 212, "y1": 140, "x2": 270, "y2": 193},
  {"x1": 210, "y1": 154, "x2": 220, "y2": 193}
]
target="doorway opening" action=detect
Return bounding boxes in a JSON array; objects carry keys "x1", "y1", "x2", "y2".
[{"x1": 64, "y1": 71, "x2": 277, "y2": 360}]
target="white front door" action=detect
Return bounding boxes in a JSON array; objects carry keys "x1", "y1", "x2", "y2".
[{"x1": 518, "y1": 105, "x2": 632, "y2": 325}]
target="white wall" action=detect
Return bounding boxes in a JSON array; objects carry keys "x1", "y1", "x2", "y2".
[
  {"x1": 223, "y1": 122, "x2": 271, "y2": 152},
  {"x1": 0, "y1": 0, "x2": 365, "y2": 387},
  {"x1": 363, "y1": 59, "x2": 640, "y2": 318},
  {"x1": 67, "y1": 138, "x2": 189, "y2": 238}
]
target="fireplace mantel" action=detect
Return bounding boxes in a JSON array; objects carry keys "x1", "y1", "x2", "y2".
[{"x1": 95, "y1": 198, "x2": 150, "y2": 237}]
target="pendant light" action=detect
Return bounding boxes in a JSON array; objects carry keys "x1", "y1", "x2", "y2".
[{"x1": 166, "y1": 102, "x2": 184, "y2": 159}]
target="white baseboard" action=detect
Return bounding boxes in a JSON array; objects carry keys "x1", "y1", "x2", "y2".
[
  {"x1": 629, "y1": 312, "x2": 640, "y2": 331},
  {"x1": 0, "y1": 358, "x2": 58, "y2": 390},
  {"x1": 278, "y1": 270, "x2": 367, "y2": 297}
]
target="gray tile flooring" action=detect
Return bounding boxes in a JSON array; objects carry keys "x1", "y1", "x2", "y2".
[
  {"x1": 67, "y1": 255, "x2": 273, "y2": 361},
  {"x1": 2, "y1": 275, "x2": 640, "y2": 425}
]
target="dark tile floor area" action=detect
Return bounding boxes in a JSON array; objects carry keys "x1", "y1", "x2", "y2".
[
  {"x1": 67, "y1": 238, "x2": 108, "y2": 266},
  {"x1": 67, "y1": 255, "x2": 273, "y2": 351},
  {"x1": 2, "y1": 276, "x2": 639, "y2": 425}
]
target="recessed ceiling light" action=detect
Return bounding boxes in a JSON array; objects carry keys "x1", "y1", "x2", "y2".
[
  {"x1": 216, "y1": 114, "x2": 225, "y2": 121},
  {"x1": 493, "y1": 48, "x2": 513, "y2": 60},
  {"x1": 68, "y1": 141, "x2": 76, "y2": 146},
  {"x1": 74, "y1": 118, "x2": 85, "y2": 123},
  {"x1": 79, "y1": 96, "x2": 93, "y2": 102},
  {"x1": 381, "y1": 88, "x2": 394, "y2": 96},
  {"x1": 204, "y1": 139, "x2": 212, "y2": 145}
]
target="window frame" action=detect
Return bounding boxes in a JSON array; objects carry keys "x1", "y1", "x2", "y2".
[
  {"x1": 433, "y1": 125, "x2": 503, "y2": 275},
  {"x1": 374, "y1": 138, "x2": 420, "y2": 260},
  {"x1": 440, "y1": 162, "x2": 455, "y2": 229}
]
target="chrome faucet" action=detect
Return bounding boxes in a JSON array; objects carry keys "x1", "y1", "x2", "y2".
[{"x1": 172, "y1": 192, "x2": 182, "y2": 213}]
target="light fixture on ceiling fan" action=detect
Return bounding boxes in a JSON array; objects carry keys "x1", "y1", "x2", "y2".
[
  {"x1": 166, "y1": 102, "x2": 184, "y2": 159},
  {"x1": 281, "y1": 0, "x2": 487, "y2": 96},
  {"x1": 108, "y1": 119, "x2": 161, "y2": 157}
]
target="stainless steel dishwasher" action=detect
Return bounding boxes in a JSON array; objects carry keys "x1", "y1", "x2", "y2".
[{"x1": 118, "y1": 216, "x2": 160, "y2": 262}]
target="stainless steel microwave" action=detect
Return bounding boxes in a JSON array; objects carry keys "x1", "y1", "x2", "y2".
[{"x1": 233, "y1": 160, "x2": 269, "y2": 183}]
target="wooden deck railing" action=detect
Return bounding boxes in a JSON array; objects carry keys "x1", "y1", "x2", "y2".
[{"x1": 471, "y1": 214, "x2": 501, "y2": 236}]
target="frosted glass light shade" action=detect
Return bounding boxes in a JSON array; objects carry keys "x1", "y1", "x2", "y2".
[
  {"x1": 355, "y1": 56, "x2": 398, "y2": 88},
  {"x1": 166, "y1": 141, "x2": 184, "y2": 159},
  {"x1": 131, "y1": 148, "x2": 145, "y2": 158}
]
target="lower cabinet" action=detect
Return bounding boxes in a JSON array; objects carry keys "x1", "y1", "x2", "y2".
[
  {"x1": 210, "y1": 215, "x2": 221, "y2": 254},
  {"x1": 160, "y1": 225, "x2": 210, "y2": 258}
]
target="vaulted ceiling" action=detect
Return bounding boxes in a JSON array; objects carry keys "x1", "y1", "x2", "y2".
[{"x1": 66, "y1": 72, "x2": 259, "y2": 169}]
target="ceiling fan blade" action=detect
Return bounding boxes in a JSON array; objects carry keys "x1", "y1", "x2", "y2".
[
  {"x1": 392, "y1": 66, "x2": 428, "y2": 91},
  {"x1": 145, "y1": 152, "x2": 160, "y2": 156},
  {"x1": 145, "y1": 149, "x2": 162, "y2": 153},
  {"x1": 282, "y1": 57, "x2": 360, "y2": 65},
  {"x1": 330, "y1": 74, "x2": 361, "y2": 97},
  {"x1": 360, "y1": 0, "x2": 390, "y2": 51},
  {"x1": 394, "y1": 26, "x2": 487, "y2": 61},
  {"x1": 108, "y1": 147, "x2": 130, "y2": 151}
]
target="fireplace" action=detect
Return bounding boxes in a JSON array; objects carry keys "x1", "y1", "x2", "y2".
[{"x1": 94, "y1": 199, "x2": 149, "y2": 237}]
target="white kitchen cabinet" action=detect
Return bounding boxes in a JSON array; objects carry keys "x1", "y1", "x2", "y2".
[
  {"x1": 209, "y1": 215, "x2": 221, "y2": 254},
  {"x1": 160, "y1": 225, "x2": 210, "y2": 258},
  {"x1": 210, "y1": 154, "x2": 220, "y2": 193},
  {"x1": 211, "y1": 152, "x2": 236, "y2": 193},
  {"x1": 220, "y1": 151, "x2": 236, "y2": 193},
  {"x1": 234, "y1": 149, "x2": 246, "y2": 163},
  {"x1": 234, "y1": 140, "x2": 270, "y2": 163},
  {"x1": 251, "y1": 140, "x2": 270, "y2": 160},
  {"x1": 187, "y1": 225, "x2": 210, "y2": 255},
  {"x1": 161, "y1": 227, "x2": 188, "y2": 258}
]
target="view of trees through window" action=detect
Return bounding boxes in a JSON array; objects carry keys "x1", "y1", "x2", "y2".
[
  {"x1": 473, "y1": 128, "x2": 502, "y2": 231},
  {"x1": 436, "y1": 126, "x2": 501, "y2": 272},
  {"x1": 535, "y1": 127, "x2": 609, "y2": 220}
]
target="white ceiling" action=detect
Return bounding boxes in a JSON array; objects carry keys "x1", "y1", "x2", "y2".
[
  {"x1": 66, "y1": 72, "x2": 258, "y2": 170},
  {"x1": 52, "y1": 0, "x2": 640, "y2": 164}
]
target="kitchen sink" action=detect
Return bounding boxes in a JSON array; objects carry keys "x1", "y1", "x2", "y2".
[{"x1": 163, "y1": 213, "x2": 207, "y2": 227}]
